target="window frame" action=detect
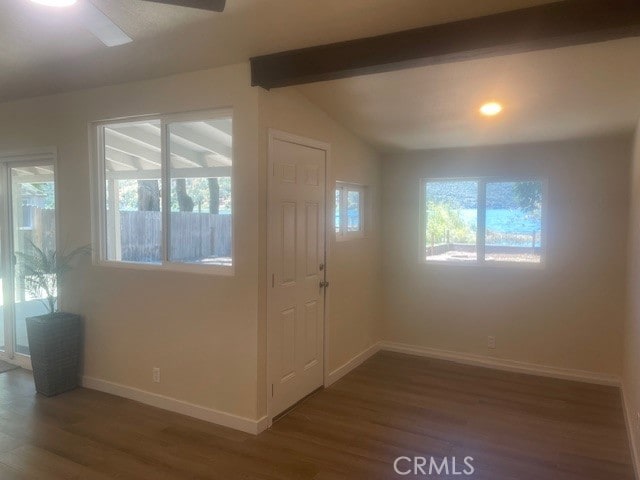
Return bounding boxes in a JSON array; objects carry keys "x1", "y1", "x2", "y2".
[
  {"x1": 335, "y1": 182, "x2": 365, "y2": 241},
  {"x1": 91, "y1": 108, "x2": 234, "y2": 276},
  {"x1": 419, "y1": 176, "x2": 548, "y2": 268}
]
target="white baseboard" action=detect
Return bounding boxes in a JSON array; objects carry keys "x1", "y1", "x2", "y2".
[
  {"x1": 81, "y1": 343, "x2": 620, "y2": 438},
  {"x1": 379, "y1": 341, "x2": 621, "y2": 387},
  {"x1": 82, "y1": 376, "x2": 268, "y2": 435},
  {"x1": 0, "y1": 354, "x2": 32, "y2": 371},
  {"x1": 622, "y1": 385, "x2": 640, "y2": 479},
  {"x1": 326, "y1": 342, "x2": 381, "y2": 386}
]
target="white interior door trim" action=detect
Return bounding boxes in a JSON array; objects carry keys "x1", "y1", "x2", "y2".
[
  {"x1": 0, "y1": 147, "x2": 58, "y2": 369},
  {"x1": 266, "y1": 129, "x2": 331, "y2": 426},
  {"x1": 0, "y1": 147, "x2": 57, "y2": 163}
]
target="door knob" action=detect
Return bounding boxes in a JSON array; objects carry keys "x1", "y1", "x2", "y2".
[{"x1": 319, "y1": 281, "x2": 329, "y2": 289}]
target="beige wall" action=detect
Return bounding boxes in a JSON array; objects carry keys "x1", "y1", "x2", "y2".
[
  {"x1": 258, "y1": 87, "x2": 383, "y2": 416},
  {"x1": 0, "y1": 64, "x2": 382, "y2": 426},
  {"x1": 623, "y1": 120, "x2": 640, "y2": 467},
  {"x1": 1, "y1": 55, "x2": 627, "y2": 433},
  {"x1": 0, "y1": 63, "x2": 263, "y2": 420},
  {"x1": 382, "y1": 135, "x2": 631, "y2": 375}
]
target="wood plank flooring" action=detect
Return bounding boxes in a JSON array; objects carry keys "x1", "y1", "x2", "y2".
[{"x1": 0, "y1": 351, "x2": 635, "y2": 479}]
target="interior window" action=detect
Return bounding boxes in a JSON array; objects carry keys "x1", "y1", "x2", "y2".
[
  {"x1": 96, "y1": 111, "x2": 233, "y2": 272},
  {"x1": 336, "y1": 182, "x2": 365, "y2": 239}
]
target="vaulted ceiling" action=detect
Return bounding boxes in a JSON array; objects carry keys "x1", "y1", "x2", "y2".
[
  {"x1": 3, "y1": 0, "x2": 638, "y2": 153},
  {"x1": 1, "y1": 0, "x2": 554, "y2": 102},
  {"x1": 297, "y1": 37, "x2": 640, "y2": 151}
]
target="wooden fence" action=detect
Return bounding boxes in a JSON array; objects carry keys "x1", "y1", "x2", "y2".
[
  {"x1": 119, "y1": 211, "x2": 232, "y2": 263},
  {"x1": 14, "y1": 208, "x2": 56, "y2": 255}
]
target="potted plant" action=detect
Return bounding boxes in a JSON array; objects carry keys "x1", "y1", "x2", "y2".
[{"x1": 17, "y1": 242, "x2": 90, "y2": 396}]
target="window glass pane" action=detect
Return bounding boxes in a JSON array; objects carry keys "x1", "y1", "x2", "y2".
[
  {"x1": 168, "y1": 116, "x2": 233, "y2": 266},
  {"x1": 347, "y1": 190, "x2": 361, "y2": 232},
  {"x1": 335, "y1": 188, "x2": 341, "y2": 233},
  {"x1": 104, "y1": 120, "x2": 162, "y2": 264},
  {"x1": 12, "y1": 166, "x2": 55, "y2": 355},
  {"x1": 425, "y1": 180, "x2": 478, "y2": 262},
  {"x1": 485, "y1": 181, "x2": 543, "y2": 264}
]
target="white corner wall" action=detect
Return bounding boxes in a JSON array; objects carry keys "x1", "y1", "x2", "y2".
[
  {"x1": 0, "y1": 63, "x2": 383, "y2": 433},
  {"x1": 0, "y1": 63, "x2": 264, "y2": 429},
  {"x1": 382, "y1": 135, "x2": 631, "y2": 378},
  {"x1": 623, "y1": 119, "x2": 640, "y2": 474},
  {"x1": 1, "y1": 55, "x2": 630, "y2": 440},
  {"x1": 257, "y1": 87, "x2": 383, "y2": 417}
]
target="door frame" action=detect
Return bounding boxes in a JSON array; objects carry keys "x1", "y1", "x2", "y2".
[
  {"x1": 0, "y1": 147, "x2": 59, "y2": 370},
  {"x1": 266, "y1": 129, "x2": 332, "y2": 426}
]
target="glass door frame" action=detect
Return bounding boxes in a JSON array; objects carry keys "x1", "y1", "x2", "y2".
[{"x1": 0, "y1": 148, "x2": 58, "y2": 370}]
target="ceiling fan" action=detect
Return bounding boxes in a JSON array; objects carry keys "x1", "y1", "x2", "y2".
[{"x1": 29, "y1": 0, "x2": 226, "y2": 47}]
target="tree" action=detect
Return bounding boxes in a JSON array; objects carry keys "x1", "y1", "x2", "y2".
[
  {"x1": 208, "y1": 178, "x2": 220, "y2": 214},
  {"x1": 426, "y1": 202, "x2": 474, "y2": 244},
  {"x1": 175, "y1": 179, "x2": 195, "y2": 212},
  {"x1": 513, "y1": 182, "x2": 542, "y2": 214},
  {"x1": 137, "y1": 180, "x2": 160, "y2": 211}
]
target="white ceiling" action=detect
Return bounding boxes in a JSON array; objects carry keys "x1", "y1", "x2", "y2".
[
  {"x1": 297, "y1": 37, "x2": 640, "y2": 152},
  {"x1": 0, "y1": 0, "x2": 554, "y2": 102},
  {"x1": 4, "y1": 0, "x2": 638, "y2": 152}
]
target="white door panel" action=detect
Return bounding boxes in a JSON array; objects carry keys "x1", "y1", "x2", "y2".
[{"x1": 268, "y1": 135, "x2": 326, "y2": 417}]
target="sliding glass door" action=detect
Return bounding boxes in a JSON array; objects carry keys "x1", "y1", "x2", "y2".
[
  {"x1": 10, "y1": 164, "x2": 56, "y2": 356},
  {"x1": 0, "y1": 155, "x2": 56, "y2": 366}
]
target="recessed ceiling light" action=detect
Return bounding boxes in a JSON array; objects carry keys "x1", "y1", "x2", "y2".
[
  {"x1": 479, "y1": 102, "x2": 503, "y2": 117},
  {"x1": 30, "y1": 0, "x2": 77, "y2": 7}
]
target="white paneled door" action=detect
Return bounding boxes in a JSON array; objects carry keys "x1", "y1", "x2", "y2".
[{"x1": 268, "y1": 132, "x2": 327, "y2": 418}]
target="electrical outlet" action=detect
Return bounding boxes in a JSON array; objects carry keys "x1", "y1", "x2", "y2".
[
  {"x1": 153, "y1": 367, "x2": 161, "y2": 383},
  {"x1": 487, "y1": 336, "x2": 496, "y2": 349}
]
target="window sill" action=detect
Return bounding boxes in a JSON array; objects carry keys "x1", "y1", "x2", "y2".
[
  {"x1": 94, "y1": 259, "x2": 235, "y2": 276},
  {"x1": 422, "y1": 259, "x2": 545, "y2": 270},
  {"x1": 336, "y1": 231, "x2": 367, "y2": 242}
]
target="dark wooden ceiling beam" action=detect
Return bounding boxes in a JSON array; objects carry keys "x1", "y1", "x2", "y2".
[{"x1": 250, "y1": 0, "x2": 640, "y2": 89}]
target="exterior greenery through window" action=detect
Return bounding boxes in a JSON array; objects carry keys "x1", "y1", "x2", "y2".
[
  {"x1": 335, "y1": 182, "x2": 364, "y2": 239},
  {"x1": 96, "y1": 111, "x2": 233, "y2": 271},
  {"x1": 423, "y1": 179, "x2": 544, "y2": 264}
]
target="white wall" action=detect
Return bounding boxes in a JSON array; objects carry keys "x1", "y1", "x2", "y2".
[
  {"x1": 258, "y1": 87, "x2": 383, "y2": 417},
  {"x1": 0, "y1": 63, "x2": 263, "y2": 424},
  {"x1": 382, "y1": 135, "x2": 631, "y2": 376},
  {"x1": 0, "y1": 63, "x2": 383, "y2": 430},
  {"x1": 1, "y1": 55, "x2": 629, "y2": 437},
  {"x1": 623, "y1": 120, "x2": 640, "y2": 471}
]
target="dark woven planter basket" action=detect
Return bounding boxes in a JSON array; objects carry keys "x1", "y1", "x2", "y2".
[{"x1": 26, "y1": 312, "x2": 82, "y2": 397}]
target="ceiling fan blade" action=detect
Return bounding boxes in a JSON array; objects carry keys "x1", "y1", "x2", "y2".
[
  {"x1": 141, "y1": 0, "x2": 226, "y2": 12},
  {"x1": 78, "y1": 2, "x2": 133, "y2": 47}
]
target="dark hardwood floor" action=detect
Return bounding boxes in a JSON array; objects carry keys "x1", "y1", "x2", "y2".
[{"x1": 0, "y1": 351, "x2": 635, "y2": 479}]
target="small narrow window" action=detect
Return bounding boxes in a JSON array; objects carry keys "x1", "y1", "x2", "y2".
[
  {"x1": 335, "y1": 187, "x2": 342, "y2": 234},
  {"x1": 335, "y1": 182, "x2": 365, "y2": 240},
  {"x1": 347, "y1": 189, "x2": 362, "y2": 232}
]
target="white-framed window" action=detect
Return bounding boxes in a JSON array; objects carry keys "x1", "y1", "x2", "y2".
[
  {"x1": 92, "y1": 109, "x2": 233, "y2": 274},
  {"x1": 421, "y1": 177, "x2": 546, "y2": 265},
  {"x1": 335, "y1": 182, "x2": 365, "y2": 240}
]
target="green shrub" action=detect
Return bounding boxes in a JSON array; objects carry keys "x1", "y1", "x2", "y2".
[{"x1": 426, "y1": 202, "x2": 474, "y2": 245}]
